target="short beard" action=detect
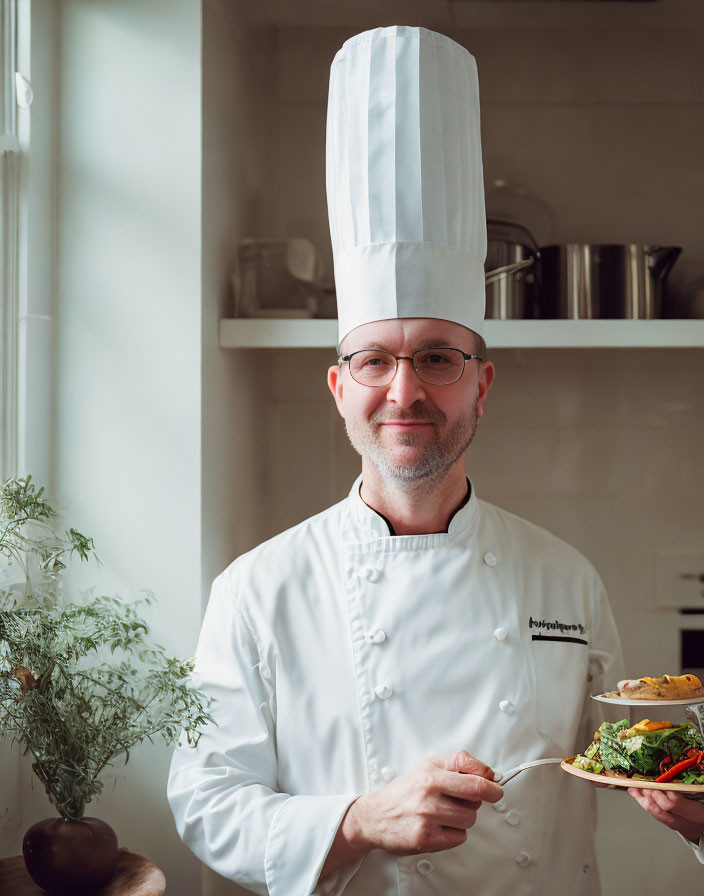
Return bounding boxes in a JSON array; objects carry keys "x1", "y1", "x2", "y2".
[{"x1": 344, "y1": 399, "x2": 479, "y2": 484}]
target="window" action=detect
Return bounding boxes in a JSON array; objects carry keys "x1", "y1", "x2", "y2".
[{"x1": 0, "y1": 0, "x2": 19, "y2": 481}]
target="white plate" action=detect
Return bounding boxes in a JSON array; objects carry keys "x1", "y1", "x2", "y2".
[{"x1": 592, "y1": 693, "x2": 704, "y2": 707}]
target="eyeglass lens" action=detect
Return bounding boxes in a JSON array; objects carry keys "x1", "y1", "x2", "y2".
[{"x1": 349, "y1": 349, "x2": 465, "y2": 386}]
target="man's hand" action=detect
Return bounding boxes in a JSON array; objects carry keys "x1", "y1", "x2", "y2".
[
  {"x1": 318, "y1": 750, "x2": 502, "y2": 884},
  {"x1": 347, "y1": 749, "x2": 502, "y2": 856},
  {"x1": 628, "y1": 788, "x2": 704, "y2": 844}
]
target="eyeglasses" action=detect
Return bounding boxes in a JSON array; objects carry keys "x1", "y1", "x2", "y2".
[{"x1": 338, "y1": 348, "x2": 484, "y2": 387}]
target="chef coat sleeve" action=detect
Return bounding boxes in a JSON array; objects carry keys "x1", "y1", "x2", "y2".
[
  {"x1": 167, "y1": 570, "x2": 364, "y2": 896},
  {"x1": 677, "y1": 833, "x2": 704, "y2": 864}
]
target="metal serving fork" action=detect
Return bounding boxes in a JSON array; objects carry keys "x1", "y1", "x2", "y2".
[{"x1": 493, "y1": 758, "x2": 564, "y2": 785}]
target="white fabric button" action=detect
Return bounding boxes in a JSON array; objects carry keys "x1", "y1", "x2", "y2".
[
  {"x1": 493, "y1": 800, "x2": 507, "y2": 813},
  {"x1": 380, "y1": 766, "x2": 397, "y2": 782},
  {"x1": 374, "y1": 684, "x2": 394, "y2": 700},
  {"x1": 368, "y1": 629, "x2": 387, "y2": 644},
  {"x1": 493, "y1": 627, "x2": 508, "y2": 641},
  {"x1": 363, "y1": 567, "x2": 381, "y2": 582},
  {"x1": 499, "y1": 699, "x2": 515, "y2": 715},
  {"x1": 506, "y1": 809, "x2": 520, "y2": 826},
  {"x1": 483, "y1": 551, "x2": 497, "y2": 567},
  {"x1": 416, "y1": 860, "x2": 433, "y2": 875},
  {"x1": 582, "y1": 862, "x2": 592, "y2": 873},
  {"x1": 515, "y1": 852, "x2": 532, "y2": 868}
]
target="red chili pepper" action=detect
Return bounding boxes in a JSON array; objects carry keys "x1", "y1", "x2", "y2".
[
  {"x1": 659, "y1": 756, "x2": 672, "y2": 775},
  {"x1": 655, "y1": 748, "x2": 704, "y2": 783}
]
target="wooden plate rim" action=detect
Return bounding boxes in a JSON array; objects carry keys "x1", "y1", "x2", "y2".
[{"x1": 561, "y1": 757, "x2": 704, "y2": 793}]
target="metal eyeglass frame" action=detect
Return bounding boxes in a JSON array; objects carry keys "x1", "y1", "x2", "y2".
[{"x1": 337, "y1": 348, "x2": 484, "y2": 387}]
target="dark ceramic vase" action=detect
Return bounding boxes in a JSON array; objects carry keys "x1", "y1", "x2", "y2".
[{"x1": 22, "y1": 816, "x2": 119, "y2": 896}]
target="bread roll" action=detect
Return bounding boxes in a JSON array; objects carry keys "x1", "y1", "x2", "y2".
[{"x1": 617, "y1": 674, "x2": 704, "y2": 700}]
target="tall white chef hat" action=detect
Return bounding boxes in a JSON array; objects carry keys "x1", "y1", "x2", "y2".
[{"x1": 326, "y1": 25, "x2": 487, "y2": 346}]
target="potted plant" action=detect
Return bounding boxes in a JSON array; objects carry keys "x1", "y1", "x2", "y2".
[{"x1": 0, "y1": 476, "x2": 213, "y2": 895}]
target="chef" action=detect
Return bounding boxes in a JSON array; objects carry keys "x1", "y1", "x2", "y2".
[{"x1": 167, "y1": 25, "x2": 702, "y2": 896}]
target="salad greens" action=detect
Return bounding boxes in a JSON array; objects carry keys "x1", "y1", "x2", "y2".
[
  {"x1": 572, "y1": 755, "x2": 604, "y2": 775},
  {"x1": 574, "y1": 719, "x2": 704, "y2": 782}
]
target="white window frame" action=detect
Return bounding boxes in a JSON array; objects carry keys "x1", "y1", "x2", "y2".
[
  {"x1": 1, "y1": 0, "x2": 19, "y2": 481},
  {"x1": 1, "y1": 0, "x2": 55, "y2": 487}
]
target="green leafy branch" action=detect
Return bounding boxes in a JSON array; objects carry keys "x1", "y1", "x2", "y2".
[
  {"x1": 0, "y1": 477, "x2": 214, "y2": 821},
  {"x1": 0, "y1": 476, "x2": 97, "y2": 604}
]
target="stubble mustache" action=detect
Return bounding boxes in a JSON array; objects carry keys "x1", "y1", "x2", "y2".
[{"x1": 369, "y1": 407, "x2": 446, "y2": 428}]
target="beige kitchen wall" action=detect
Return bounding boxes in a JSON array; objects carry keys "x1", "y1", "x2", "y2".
[
  {"x1": 251, "y1": 345, "x2": 704, "y2": 892},
  {"x1": 208, "y1": 14, "x2": 704, "y2": 896},
  {"x1": 273, "y1": 23, "x2": 704, "y2": 298}
]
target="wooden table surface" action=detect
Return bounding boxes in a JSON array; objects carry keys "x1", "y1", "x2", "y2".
[{"x1": 0, "y1": 848, "x2": 166, "y2": 896}]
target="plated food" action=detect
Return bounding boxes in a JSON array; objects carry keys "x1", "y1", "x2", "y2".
[
  {"x1": 604, "y1": 674, "x2": 704, "y2": 701},
  {"x1": 571, "y1": 718, "x2": 704, "y2": 785}
]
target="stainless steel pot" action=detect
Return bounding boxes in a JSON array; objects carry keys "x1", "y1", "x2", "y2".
[
  {"x1": 537, "y1": 244, "x2": 682, "y2": 319},
  {"x1": 485, "y1": 219, "x2": 541, "y2": 319}
]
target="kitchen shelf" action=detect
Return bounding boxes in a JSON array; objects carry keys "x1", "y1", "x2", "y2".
[{"x1": 219, "y1": 318, "x2": 704, "y2": 349}]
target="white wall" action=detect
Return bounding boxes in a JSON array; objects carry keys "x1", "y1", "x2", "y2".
[{"x1": 2, "y1": 1, "x2": 203, "y2": 892}]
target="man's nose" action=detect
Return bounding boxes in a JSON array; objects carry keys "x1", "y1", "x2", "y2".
[{"x1": 385, "y1": 358, "x2": 427, "y2": 406}]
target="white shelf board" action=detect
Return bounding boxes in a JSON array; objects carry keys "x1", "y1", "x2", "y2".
[{"x1": 219, "y1": 318, "x2": 704, "y2": 350}]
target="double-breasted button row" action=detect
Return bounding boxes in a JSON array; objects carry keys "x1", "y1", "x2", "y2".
[
  {"x1": 494, "y1": 802, "x2": 519, "y2": 824},
  {"x1": 494, "y1": 624, "x2": 513, "y2": 716},
  {"x1": 369, "y1": 621, "x2": 391, "y2": 700}
]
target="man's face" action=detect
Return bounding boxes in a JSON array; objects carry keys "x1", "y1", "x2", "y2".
[{"x1": 327, "y1": 318, "x2": 495, "y2": 483}]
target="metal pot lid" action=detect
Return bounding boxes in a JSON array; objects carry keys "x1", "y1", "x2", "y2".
[{"x1": 487, "y1": 218, "x2": 540, "y2": 255}]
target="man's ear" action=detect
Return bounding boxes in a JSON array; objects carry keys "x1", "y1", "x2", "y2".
[
  {"x1": 327, "y1": 364, "x2": 345, "y2": 418},
  {"x1": 476, "y1": 361, "x2": 495, "y2": 420}
]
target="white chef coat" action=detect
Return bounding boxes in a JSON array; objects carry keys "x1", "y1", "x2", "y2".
[{"x1": 169, "y1": 475, "x2": 687, "y2": 895}]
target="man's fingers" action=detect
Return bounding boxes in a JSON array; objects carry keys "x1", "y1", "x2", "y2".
[
  {"x1": 454, "y1": 749, "x2": 495, "y2": 780},
  {"x1": 628, "y1": 789, "x2": 678, "y2": 829},
  {"x1": 433, "y1": 795, "x2": 480, "y2": 829},
  {"x1": 435, "y1": 827, "x2": 469, "y2": 850},
  {"x1": 639, "y1": 789, "x2": 704, "y2": 823},
  {"x1": 444, "y1": 794, "x2": 483, "y2": 813},
  {"x1": 434, "y1": 766, "x2": 504, "y2": 803},
  {"x1": 430, "y1": 750, "x2": 494, "y2": 780}
]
